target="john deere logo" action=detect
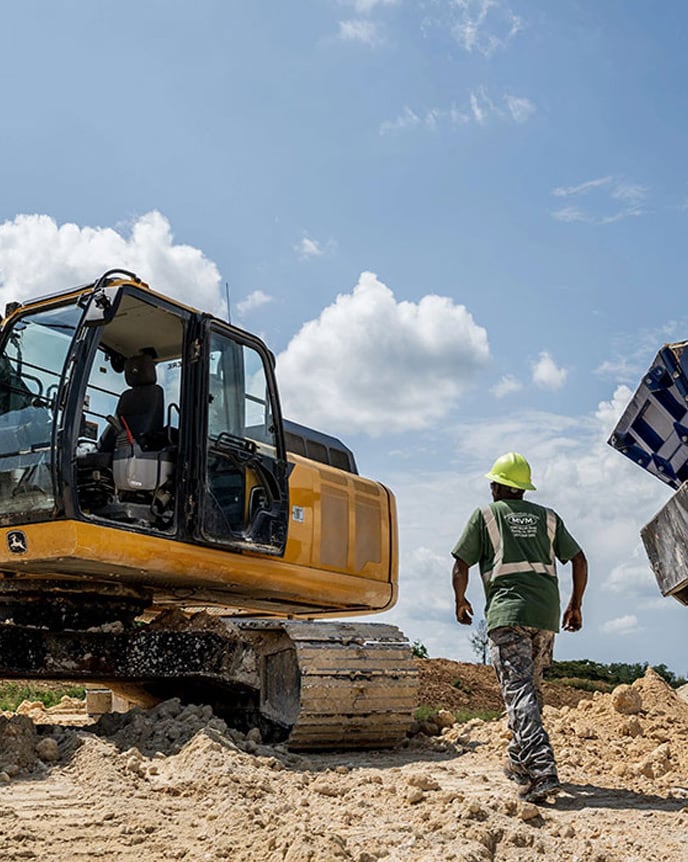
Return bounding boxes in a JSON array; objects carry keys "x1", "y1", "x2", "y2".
[{"x1": 6, "y1": 531, "x2": 27, "y2": 554}]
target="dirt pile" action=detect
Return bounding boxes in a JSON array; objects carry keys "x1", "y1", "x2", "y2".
[
  {"x1": 0, "y1": 665, "x2": 686, "y2": 861},
  {"x1": 416, "y1": 658, "x2": 594, "y2": 714},
  {"x1": 449, "y1": 668, "x2": 688, "y2": 794}
]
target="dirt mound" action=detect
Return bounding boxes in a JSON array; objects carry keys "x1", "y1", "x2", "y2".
[
  {"x1": 0, "y1": 666, "x2": 687, "y2": 860},
  {"x1": 416, "y1": 658, "x2": 594, "y2": 713},
  {"x1": 451, "y1": 667, "x2": 688, "y2": 794}
]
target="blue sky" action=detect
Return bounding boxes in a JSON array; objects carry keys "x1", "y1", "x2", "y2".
[{"x1": 1, "y1": 0, "x2": 686, "y2": 672}]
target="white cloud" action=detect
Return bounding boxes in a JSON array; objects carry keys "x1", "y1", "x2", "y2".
[
  {"x1": 425, "y1": 105, "x2": 471, "y2": 129},
  {"x1": 338, "y1": 18, "x2": 380, "y2": 44},
  {"x1": 343, "y1": 0, "x2": 400, "y2": 13},
  {"x1": 336, "y1": 0, "x2": 399, "y2": 42},
  {"x1": 380, "y1": 104, "x2": 472, "y2": 135},
  {"x1": 595, "y1": 321, "x2": 688, "y2": 384},
  {"x1": 0, "y1": 212, "x2": 224, "y2": 316},
  {"x1": 600, "y1": 614, "x2": 641, "y2": 636},
  {"x1": 505, "y1": 94, "x2": 535, "y2": 124},
  {"x1": 276, "y1": 271, "x2": 490, "y2": 435},
  {"x1": 469, "y1": 91, "x2": 487, "y2": 125},
  {"x1": 551, "y1": 206, "x2": 587, "y2": 224},
  {"x1": 295, "y1": 235, "x2": 332, "y2": 260},
  {"x1": 379, "y1": 106, "x2": 422, "y2": 134},
  {"x1": 380, "y1": 88, "x2": 533, "y2": 135},
  {"x1": 551, "y1": 176, "x2": 649, "y2": 225},
  {"x1": 236, "y1": 289, "x2": 272, "y2": 318},
  {"x1": 492, "y1": 374, "x2": 523, "y2": 398},
  {"x1": 611, "y1": 182, "x2": 648, "y2": 205},
  {"x1": 552, "y1": 205, "x2": 646, "y2": 226},
  {"x1": 451, "y1": 0, "x2": 523, "y2": 57},
  {"x1": 605, "y1": 554, "x2": 659, "y2": 598},
  {"x1": 553, "y1": 177, "x2": 614, "y2": 198},
  {"x1": 594, "y1": 357, "x2": 640, "y2": 383},
  {"x1": 531, "y1": 351, "x2": 568, "y2": 390}
]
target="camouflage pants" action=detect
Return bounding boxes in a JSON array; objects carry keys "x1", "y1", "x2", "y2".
[{"x1": 488, "y1": 625, "x2": 558, "y2": 781}]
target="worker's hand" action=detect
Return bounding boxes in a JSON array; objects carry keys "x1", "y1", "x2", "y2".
[
  {"x1": 562, "y1": 605, "x2": 582, "y2": 632},
  {"x1": 455, "y1": 598, "x2": 474, "y2": 626}
]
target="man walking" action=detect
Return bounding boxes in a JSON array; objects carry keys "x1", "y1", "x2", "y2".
[{"x1": 451, "y1": 452, "x2": 587, "y2": 803}]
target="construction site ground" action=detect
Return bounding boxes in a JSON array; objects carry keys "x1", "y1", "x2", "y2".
[{"x1": 0, "y1": 658, "x2": 687, "y2": 861}]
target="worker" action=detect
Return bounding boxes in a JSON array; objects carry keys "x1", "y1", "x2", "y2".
[{"x1": 450, "y1": 452, "x2": 588, "y2": 804}]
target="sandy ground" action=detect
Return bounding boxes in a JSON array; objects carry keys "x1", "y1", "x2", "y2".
[{"x1": 0, "y1": 665, "x2": 686, "y2": 861}]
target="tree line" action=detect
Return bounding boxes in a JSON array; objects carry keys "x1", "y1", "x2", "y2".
[
  {"x1": 414, "y1": 627, "x2": 687, "y2": 690},
  {"x1": 544, "y1": 658, "x2": 687, "y2": 689}
]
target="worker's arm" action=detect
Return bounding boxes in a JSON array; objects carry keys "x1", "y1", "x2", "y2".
[
  {"x1": 452, "y1": 557, "x2": 474, "y2": 625},
  {"x1": 562, "y1": 550, "x2": 588, "y2": 632}
]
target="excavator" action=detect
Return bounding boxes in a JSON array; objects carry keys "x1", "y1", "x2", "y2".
[
  {"x1": 608, "y1": 339, "x2": 688, "y2": 607},
  {"x1": 0, "y1": 270, "x2": 417, "y2": 748}
]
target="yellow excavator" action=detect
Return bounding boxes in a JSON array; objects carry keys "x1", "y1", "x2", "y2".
[{"x1": 0, "y1": 270, "x2": 416, "y2": 748}]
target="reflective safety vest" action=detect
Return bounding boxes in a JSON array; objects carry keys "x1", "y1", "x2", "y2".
[{"x1": 479, "y1": 505, "x2": 558, "y2": 587}]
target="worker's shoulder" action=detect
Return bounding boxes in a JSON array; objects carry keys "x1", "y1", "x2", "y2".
[{"x1": 467, "y1": 506, "x2": 487, "y2": 522}]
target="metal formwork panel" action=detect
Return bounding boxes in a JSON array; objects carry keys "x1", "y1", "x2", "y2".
[
  {"x1": 641, "y1": 483, "x2": 688, "y2": 605},
  {"x1": 609, "y1": 342, "x2": 688, "y2": 489}
]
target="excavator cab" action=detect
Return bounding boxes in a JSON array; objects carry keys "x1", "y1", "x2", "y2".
[{"x1": 0, "y1": 270, "x2": 289, "y2": 555}]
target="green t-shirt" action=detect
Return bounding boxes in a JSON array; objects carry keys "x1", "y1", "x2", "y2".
[{"x1": 452, "y1": 499, "x2": 581, "y2": 634}]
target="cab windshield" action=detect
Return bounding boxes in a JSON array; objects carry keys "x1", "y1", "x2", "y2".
[{"x1": 0, "y1": 302, "x2": 81, "y2": 521}]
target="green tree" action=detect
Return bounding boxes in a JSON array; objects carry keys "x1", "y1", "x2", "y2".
[
  {"x1": 469, "y1": 618, "x2": 490, "y2": 665},
  {"x1": 412, "y1": 640, "x2": 429, "y2": 659}
]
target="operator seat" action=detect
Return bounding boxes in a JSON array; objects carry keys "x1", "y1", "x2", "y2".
[
  {"x1": 81, "y1": 352, "x2": 164, "y2": 465},
  {"x1": 77, "y1": 352, "x2": 172, "y2": 517},
  {"x1": 115, "y1": 353, "x2": 165, "y2": 449}
]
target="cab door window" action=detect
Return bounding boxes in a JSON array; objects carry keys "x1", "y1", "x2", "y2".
[
  {"x1": 208, "y1": 334, "x2": 275, "y2": 446},
  {"x1": 202, "y1": 330, "x2": 286, "y2": 551}
]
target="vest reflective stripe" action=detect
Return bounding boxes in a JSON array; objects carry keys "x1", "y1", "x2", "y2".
[{"x1": 480, "y1": 505, "x2": 557, "y2": 585}]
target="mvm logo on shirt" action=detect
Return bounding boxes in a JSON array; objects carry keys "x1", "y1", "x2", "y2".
[{"x1": 505, "y1": 512, "x2": 539, "y2": 538}]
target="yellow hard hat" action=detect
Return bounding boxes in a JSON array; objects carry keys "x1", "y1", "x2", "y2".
[{"x1": 485, "y1": 452, "x2": 536, "y2": 491}]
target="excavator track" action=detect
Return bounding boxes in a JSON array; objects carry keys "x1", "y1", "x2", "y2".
[
  {"x1": 238, "y1": 620, "x2": 418, "y2": 749},
  {"x1": 0, "y1": 616, "x2": 418, "y2": 750}
]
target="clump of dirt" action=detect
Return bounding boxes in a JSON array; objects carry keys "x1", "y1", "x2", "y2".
[
  {"x1": 13, "y1": 694, "x2": 87, "y2": 722},
  {"x1": 0, "y1": 715, "x2": 39, "y2": 773},
  {"x1": 93, "y1": 698, "x2": 234, "y2": 756}
]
